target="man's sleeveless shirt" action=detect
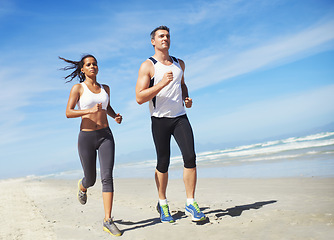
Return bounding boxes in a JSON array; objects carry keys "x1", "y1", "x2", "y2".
[{"x1": 148, "y1": 56, "x2": 186, "y2": 118}]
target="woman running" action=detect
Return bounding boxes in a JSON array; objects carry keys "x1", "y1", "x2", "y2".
[{"x1": 60, "y1": 54, "x2": 122, "y2": 236}]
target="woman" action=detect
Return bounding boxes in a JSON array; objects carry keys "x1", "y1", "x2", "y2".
[{"x1": 60, "y1": 54, "x2": 122, "y2": 236}]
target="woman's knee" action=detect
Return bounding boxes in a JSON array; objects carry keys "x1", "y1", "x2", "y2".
[
  {"x1": 101, "y1": 177, "x2": 114, "y2": 192},
  {"x1": 83, "y1": 176, "x2": 96, "y2": 188}
]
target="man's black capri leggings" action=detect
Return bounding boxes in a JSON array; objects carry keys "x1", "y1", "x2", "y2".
[{"x1": 151, "y1": 114, "x2": 196, "y2": 173}]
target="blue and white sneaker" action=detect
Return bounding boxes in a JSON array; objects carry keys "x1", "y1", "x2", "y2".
[
  {"x1": 156, "y1": 202, "x2": 175, "y2": 223},
  {"x1": 185, "y1": 202, "x2": 206, "y2": 221}
]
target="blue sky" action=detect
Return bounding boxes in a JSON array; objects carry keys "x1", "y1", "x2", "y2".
[{"x1": 0, "y1": 0, "x2": 333, "y2": 179}]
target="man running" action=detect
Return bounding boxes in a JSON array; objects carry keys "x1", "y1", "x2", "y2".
[{"x1": 135, "y1": 26, "x2": 206, "y2": 223}]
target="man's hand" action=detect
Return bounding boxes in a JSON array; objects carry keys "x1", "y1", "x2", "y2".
[
  {"x1": 184, "y1": 97, "x2": 192, "y2": 108},
  {"x1": 161, "y1": 71, "x2": 173, "y2": 87}
]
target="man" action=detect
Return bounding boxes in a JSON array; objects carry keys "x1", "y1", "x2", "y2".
[{"x1": 135, "y1": 26, "x2": 206, "y2": 223}]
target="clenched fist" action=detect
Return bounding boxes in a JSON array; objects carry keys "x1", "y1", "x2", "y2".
[
  {"x1": 114, "y1": 113, "x2": 122, "y2": 124},
  {"x1": 161, "y1": 71, "x2": 173, "y2": 86},
  {"x1": 184, "y1": 97, "x2": 192, "y2": 108},
  {"x1": 91, "y1": 103, "x2": 103, "y2": 113}
]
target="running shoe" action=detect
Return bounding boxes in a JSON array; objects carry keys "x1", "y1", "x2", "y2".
[
  {"x1": 77, "y1": 179, "x2": 87, "y2": 205},
  {"x1": 156, "y1": 202, "x2": 175, "y2": 223},
  {"x1": 185, "y1": 202, "x2": 206, "y2": 221},
  {"x1": 103, "y1": 218, "x2": 122, "y2": 236}
]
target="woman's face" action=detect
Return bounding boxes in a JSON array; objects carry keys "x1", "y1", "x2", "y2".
[{"x1": 81, "y1": 57, "x2": 98, "y2": 78}]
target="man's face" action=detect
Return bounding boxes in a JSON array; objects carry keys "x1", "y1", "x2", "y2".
[{"x1": 151, "y1": 29, "x2": 170, "y2": 50}]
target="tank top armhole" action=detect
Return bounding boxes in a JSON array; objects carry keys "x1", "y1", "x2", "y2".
[
  {"x1": 78, "y1": 82, "x2": 85, "y2": 98},
  {"x1": 171, "y1": 56, "x2": 178, "y2": 63},
  {"x1": 101, "y1": 84, "x2": 110, "y2": 97},
  {"x1": 147, "y1": 57, "x2": 156, "y2": 84}
]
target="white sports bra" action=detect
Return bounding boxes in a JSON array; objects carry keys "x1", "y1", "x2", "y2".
[{"x1": 77, "y1": 82, "x2": 109, "y2": 110}]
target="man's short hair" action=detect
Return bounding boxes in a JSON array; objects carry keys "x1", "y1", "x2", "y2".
[{"x1": 150, "y1": 26, "x2": 170, "y2": 39}]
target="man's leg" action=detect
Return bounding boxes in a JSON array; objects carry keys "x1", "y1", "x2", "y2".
[
  {"x1": 155, "y1": 169, "x2": 169, "y2": 200},
  {"x1": 151, "y1": 117, "x2": 172, "y2": 199},
  {"x1": 173, "y1": 116, "x2": 197, "y2": 197},
  {"x1": 174, "y1": 115, "x2": 206, "y2": 221},
  {"x1": 183, "y1": 167, "x2": 197, "y2": 199},
  {"x1": 155, "y1": 169, "x2": 174, "y2": 223},
  {"x1": 151, "y1": 117, "x2": 174, "y2": 223}
]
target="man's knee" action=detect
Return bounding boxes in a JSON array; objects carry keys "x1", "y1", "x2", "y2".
[
  {"x1": 156, "y1": 160, "x2": 170, "y2": 173},
  {"x1": 183, "y1": 153, "x2": 196, "y2": 169}
]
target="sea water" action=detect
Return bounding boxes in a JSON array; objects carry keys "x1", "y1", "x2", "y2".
[
  {"x1": 114, "y1": 131, "x2": 334, "y2": 179},
  {"x1": 38, "y1": 131, "x2": 334, "y2": 179}
]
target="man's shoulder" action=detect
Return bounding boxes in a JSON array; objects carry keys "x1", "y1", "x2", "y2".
[
  {"x1": 170, "y1": 56, "x2": 179, "y2": 63},
  {"x1": 140, "y1": 59, "x2": 154, "y2": 70},
  {"x1": 176, "y1": 58, "x2": 185, "y2": 70},
  {"x1": 170, "y1": 56, "x2": 184, "y2": 65},
  {"x1": 138, "y1": 59, "x2": 155, "y2": 78},
  {"x1": 101, "y1": 84, "x2": 109, "y2": 91}
]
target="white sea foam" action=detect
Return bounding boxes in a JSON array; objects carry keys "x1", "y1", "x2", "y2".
[
  {"x1": 173, "y1": 131, "x2": 334, "y2": 167},
  {"x1": 39, "y1": 131, "x2": 334, "y2": 179},
  {"x1": 113, "y1": 132, "x2": 334, "y2": 171}
]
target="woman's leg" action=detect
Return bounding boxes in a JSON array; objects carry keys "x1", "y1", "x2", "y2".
[
  {"x1": 78, "y1": 131, "x2": 97, "y2": 190},
  {"x1": 102, "y1": 192, "x2": 113, "y2": 220},
  {"x1": 97, "y1": 128, "x2": 115, "y2": 220}
]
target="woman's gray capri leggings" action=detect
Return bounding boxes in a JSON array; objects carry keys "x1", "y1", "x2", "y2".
[{"x1": 78, "y1": 127, "x2": 115, "y2": 192}]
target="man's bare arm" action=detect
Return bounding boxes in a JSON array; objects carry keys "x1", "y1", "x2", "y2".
[{"x1": 135, "y1": 60, "x2": 173, "y2": 105}]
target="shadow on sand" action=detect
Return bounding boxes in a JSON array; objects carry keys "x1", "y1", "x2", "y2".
[
  {"x1": 114, "y1": 210, "x2": 188, "y2": 232},
  {"x1": 205, "y1": 200, "x2": 277, "y2": 218},
  {"x1": 116, "y1": 200, "x2": 277, "y2": 232}
]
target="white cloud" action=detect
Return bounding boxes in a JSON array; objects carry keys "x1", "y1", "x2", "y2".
[
  {"x1": 186, "y1": 19, "x2": 334, "y2": 91},
  {"x1": 195, "y1": 84, "x2": 334, "y2": 143},
  {"x1": 178, "y1": 0, "x2": 266, "y2": 25}
]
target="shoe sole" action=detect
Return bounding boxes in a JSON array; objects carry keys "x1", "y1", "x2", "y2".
[
  {"x1": 77, "y1": 179, "x2": 86, "y2": 205},
  {"x1": 103, "y1": 227, "x2": 122, "y2": 236},
  {"x1": 161, "y1": 219, "x2": 175, "y2": 223},
  {"x1": 185, "y1": 209, "x2": 206, "y2": 222}
]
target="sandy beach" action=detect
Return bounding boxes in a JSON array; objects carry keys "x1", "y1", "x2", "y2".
[{"x1": 0, "y1": 177, "x2": 333, "y2": 240}]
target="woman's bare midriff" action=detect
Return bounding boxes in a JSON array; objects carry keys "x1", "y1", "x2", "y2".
[{"x1": 80, "y1": 110, "x2": 109, "y2": 131}]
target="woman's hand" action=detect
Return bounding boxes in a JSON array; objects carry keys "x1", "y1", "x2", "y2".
[
  {"x1": 115, "y1": 113, "x2": 122, "y2": 124},
  {"x1": 90, "y1": 103, "x2": 103, "y2": 113}
]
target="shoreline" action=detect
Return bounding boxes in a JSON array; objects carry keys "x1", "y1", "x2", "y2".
[
  {"x1": 1, "y1": 177, "x2": 333, "y2": 239},
  {"x1": 4, "y1": 155, "x2": 332, "y2": 181}
]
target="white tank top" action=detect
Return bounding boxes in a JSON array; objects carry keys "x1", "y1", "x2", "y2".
[
  {"x1": 148, "y1": 56, "x2": 186, "y2": 118},
  {"x1": 77, "y1": 82, "x2": 109, "y2": 110}
]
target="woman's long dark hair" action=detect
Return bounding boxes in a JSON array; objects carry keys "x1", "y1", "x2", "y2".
[{"x1": 59, "y1": 54, "x2": 97, "y2": 83}]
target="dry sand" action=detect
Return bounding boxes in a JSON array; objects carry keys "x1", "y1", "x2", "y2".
[{"x1": 0, "y1": 177, "x2": 333, "y2": 240}]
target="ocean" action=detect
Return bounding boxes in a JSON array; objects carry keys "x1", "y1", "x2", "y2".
[
  {"x1": 34, "y1": 131, "x2": 334, "y2": 180},
  {"x1": 114, "y1": 131, "x2": 334, "y2": 179}
]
